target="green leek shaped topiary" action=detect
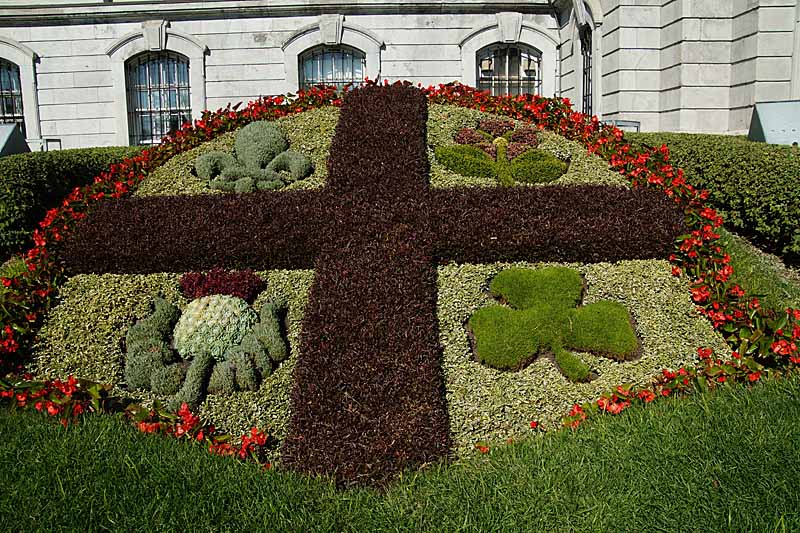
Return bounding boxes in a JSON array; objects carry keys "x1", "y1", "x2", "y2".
[
  {"x1": 436, "y1": 121, "x2": 566, "y2": 185},
  {"x1": 195, "y1": 120, "x2": 313, "y2": 193},
  {"x1": 169, "y1": 352, "x2": 215, "y2": 411},
  {"x1": 124, "y1": 297, "x2": 180, "y2": 391},
  {"x1": 173, "y1": 295, "x2": 258, "y2": 361}
]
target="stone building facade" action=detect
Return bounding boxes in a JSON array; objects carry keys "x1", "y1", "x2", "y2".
[{"x1": 0, "y1": 0, "x2": 799, "y2": 149}]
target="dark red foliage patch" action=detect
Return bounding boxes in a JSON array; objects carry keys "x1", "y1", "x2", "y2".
[
  {"x1": 180, "y1": 268, "x2": 264, "y2": 303},
  {"x1": 454, "y1": 127, "x2": 485, "y2": 145},
  {"x1": 478, "y1": 118, "x2": 515, "y2": 137},
  {"x1": 431, "y1": 185, "x2": 685, "y2": 264},
  {"x1": 476, "y1": 142, "x2": 497, "y2": 159},
  {"x1": 506, "y1": 142, "x2": 531, "y2": 160},
  {"x1": 62, "y1": 191, "x2": 328, "y2": 274},
  {"x1": 510, "y1": 127, "x2": 540, "y2": 147}
]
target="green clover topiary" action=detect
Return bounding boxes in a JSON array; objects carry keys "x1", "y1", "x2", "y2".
[
  {"x1": 435, "y1": 120, "x2": 567, "y2": 185},
  {"x1": 195, "y1": 121, "x2": 313, "y2": 193},
  {"x1": 468, "y1": 267, "x2": 639, "y2": 382}
]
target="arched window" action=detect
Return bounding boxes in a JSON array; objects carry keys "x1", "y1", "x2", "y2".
[
  {"x1": 0, "y1": 58, "x2": 24, "y2": 136},
  {"x1": 125, "y1": 51, "x2": 191, "y2": 145},
  {"x1": 580, "y1": 26, "x2": 593, "y2": 116},
  {"x1": 578, "y1": 1, "x2": 594, "y2": 116},
  {"x1": 476, "y1": 44, "x2": 542, "y2": 97},
  {"x1": 299, "y1": 45, "x2": 366, "y2": 91}
]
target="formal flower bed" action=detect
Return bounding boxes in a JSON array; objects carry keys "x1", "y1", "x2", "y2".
[{"x1": 1, "y1": 81, "x2": 798, "y2": 486}]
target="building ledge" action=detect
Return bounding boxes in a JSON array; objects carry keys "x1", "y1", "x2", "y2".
[{"x1": 1, "y1": 0, "x2": 553, "y2": 26}]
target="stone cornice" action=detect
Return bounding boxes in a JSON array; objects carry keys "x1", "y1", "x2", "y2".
[{"x1": 0, "y1": 1, "x2": 553, "y2": 26}]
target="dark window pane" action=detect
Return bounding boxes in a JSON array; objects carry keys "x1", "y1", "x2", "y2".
[
  {"x1": 125, "y1": 51, "x2": 191, "y2": 145},
  {"x1": 475, "y1": 43, "x2": 542, "y2": 97},
  {"x1": 299, "y1": 45, "x2": 366, "y2": 91},
  {"x1": 0, "y1": 58, "x2": 25, "y2": 136}
]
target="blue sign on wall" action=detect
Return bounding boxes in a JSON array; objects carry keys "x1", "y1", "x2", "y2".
[
  {"x1": 0, "y1": 124, "x2": 30, "y2": 158},
  {"x1": 748, "y1": 101, "x2": 800, "y2": 146}
]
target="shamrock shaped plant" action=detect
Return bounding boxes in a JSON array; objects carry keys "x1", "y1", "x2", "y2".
[
  {"x1": 468, "y1": 267, "x2": 639, "y2": 382},
  {"x1": 435, "y1": 119, "x2": 567, "y2": 186},
  {"x1": 195, "y1": 120, "x2": 313, "y2": 193}
]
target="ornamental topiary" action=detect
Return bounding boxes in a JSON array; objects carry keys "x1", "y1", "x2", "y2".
[
  {"x1": 173, "y1": 295, "x2": 258, "y2": 361},
  {"x1": 235, "y1": 121, "x2": 289, "y2": 169},
  {"x1": 195, "y1": 152, "x2": 237, "y2": 181},
  {"x1": 266, "y1": 150, "x2": 314, "y2": 183},
  {"x1": 435, "y1": 120, "x2": 566, "y2": 185},
  {"x1": 122, "y1": 293, "x2": 290, "y2": 409},
  {"x1": 510, "y1": 150, "x2": 568, "y2": 184},
  {"x1": 468, "y1": 267, "x2": 639, "y2": 382},
  {"x1": 195, "y1": 120, "x2": 313, "y2": 193},
  {"x1": 124, "y1": 297, "x2": 180, "y2": 391}
]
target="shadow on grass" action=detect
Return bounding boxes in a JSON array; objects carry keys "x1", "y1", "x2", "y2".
[{"x1": 1, "y1": 375, "x2": 799, "y2": 532}]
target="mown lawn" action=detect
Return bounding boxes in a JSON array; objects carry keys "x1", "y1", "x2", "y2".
[{"x1": 1, "y1": 375, "x2": 798, "y2": 532}]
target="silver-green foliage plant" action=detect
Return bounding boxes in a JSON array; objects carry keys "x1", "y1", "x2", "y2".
[
  {"x1": 173, "y1": 295, "x2": 258, "y2": 361},
  {"x1": 124, "y1": 297, "x2": 180, "y2": 391},
  {"x1": 195, "y1": 121, "x2": 313, "y2": 193}
]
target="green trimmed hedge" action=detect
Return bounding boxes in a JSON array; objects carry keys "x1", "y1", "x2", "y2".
[
  {"x1": 627, "y1": 132, "x2": 800, "y2": 263},
  {"x1": 0, "y1": 146, "x2": 143, "y2": 258}
]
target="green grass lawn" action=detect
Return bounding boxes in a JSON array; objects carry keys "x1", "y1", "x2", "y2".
[{"x1": 1, "y1": 375, "x2": 798, "y2": 532}]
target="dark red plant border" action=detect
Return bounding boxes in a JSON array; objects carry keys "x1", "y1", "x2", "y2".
[{"x1": 0, "y1": 80, "x2": 797, "y2": 461}]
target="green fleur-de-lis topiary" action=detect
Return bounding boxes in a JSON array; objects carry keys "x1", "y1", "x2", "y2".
[
  {"x1": 468, "y1": 267, "x2": 639, "y2": 382},
  {"x1": 195, "y1": 120, "x2": 314, "y2": 193},
  {"x1": 434, "y1": 120, "x2": 567, "y2": 186}
]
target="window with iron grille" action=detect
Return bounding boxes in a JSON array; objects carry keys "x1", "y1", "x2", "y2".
[
  {"x1": 0, "y1": 58, "x2": 24, "y2": 137},
  {"x1": 125, "y1": 51, "x2": 191, "y2": 145},
  {"x1": 580, "y1": 24, "x2": 593, "y2": 117},
  {"x1": 476, "y1": 44, "x2": 542, "y2": 97},
  {"x1": 299, "y1": 45, "x2": 366, "y2": 91}
]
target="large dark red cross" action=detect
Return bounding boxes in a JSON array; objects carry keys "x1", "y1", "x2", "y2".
[{"x1": 65, "y1": 84, "x2": 684, "y2": 486}]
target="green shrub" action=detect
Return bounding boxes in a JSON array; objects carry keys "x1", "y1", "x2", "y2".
[
  {"x1": 567, "y1": 301, "x2": 639, "y2": 359},
  {"x1": 195, "y1": 152, "x2": 236, "y2": 181},
  {"x1": 255, "y1": 178, "x2": 284, "y2": 191},
  {"x1": 554, "y1": 345, "x2": 591, "y2": 382},
  {"x1": 0, "y1": 146, "x2": 143, "y2": 258},
  {"x1": 490, "y1": 267, "x2": 583, "y2": 310},
  {"x1": 267, "y1": 150, "x2": 314, "y2": 183},
  {"x1": 233, "y1": 176, "x2": 256, "y2": 194},
  {"x1": 226, "y1": 332, "x2": 271, "y2": 376},
  {"x1": 234, "y1": 121, "x2": 288, "y2": 170},
  {"x1": 627, "y1": 132, "x2": 800, "y2": 262},
  {"x1": 124, "y1": 343, "x2": 173, "y2": 391},
  {"x1": 173, "y1": 295, "x2": 257, "y2": 361},
  {"x1": 510, "y1": 150, "x2": 568, "y2": 184},
  {"x1": 150, "y1": 363, "x2": 187, "y2": 396},
  {"x1": 434, "y1": 145, "x2": 496, "y2": 179},
  {"x1": 468, "y1": 267, "x2": 638, "y2": 375},
  {"x1": 123, "y1": 297, "x2": 180, "y2": 390},
  {"x1": 230, "y1": 351, "x2": 259, "y2": 391},
  {"x1": 169, "y1": 352, "x2": 214, "y2": 411},
  {"x1": 256, "y1": 302, "x2": 288, "y2": 363},
  {"x1": 208, "y1": 361, "x2": 237, "y2": 395}
]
